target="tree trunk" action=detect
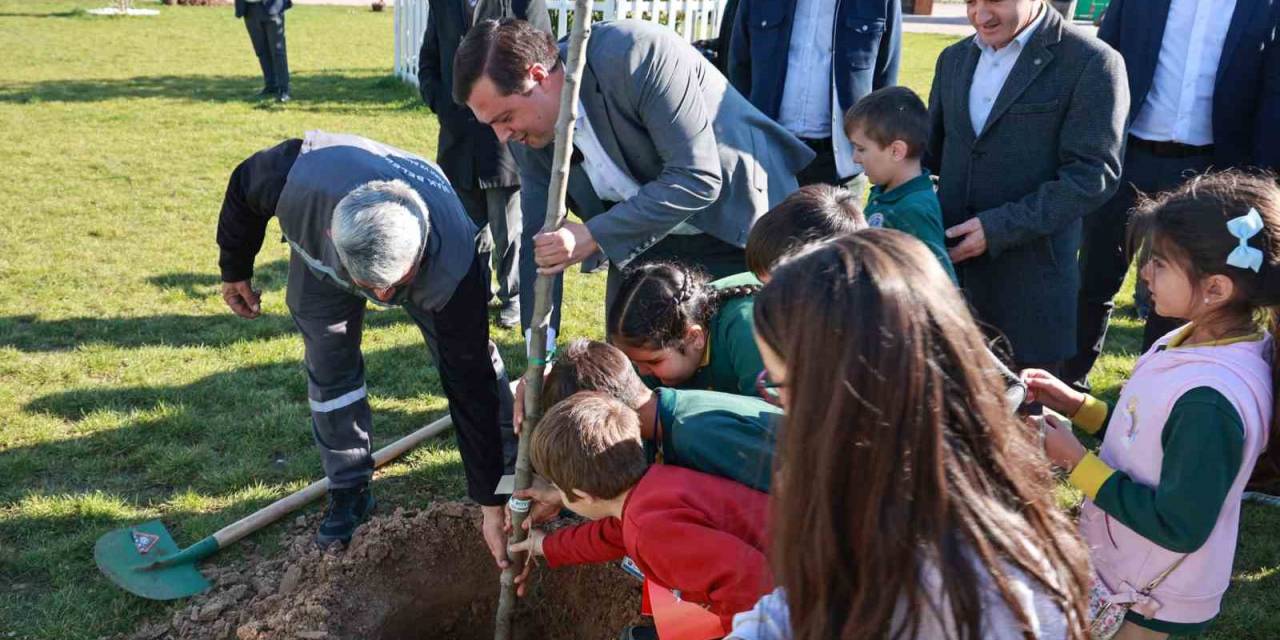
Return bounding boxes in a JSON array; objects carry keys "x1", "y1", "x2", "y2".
[{"x1": 493, "y1": 1, "x2": 594, "y2": 639}]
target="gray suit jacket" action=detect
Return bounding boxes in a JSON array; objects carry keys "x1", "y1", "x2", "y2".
[
  {"x1": 513, "y1": 20, "x2": 815, "y2": 269},
  {"x1": 926, "y1": 7, "x2": 1128, "y2": 364}
]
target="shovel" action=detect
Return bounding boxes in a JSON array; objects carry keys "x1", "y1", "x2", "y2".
[{"x1": 95, "y1": 412, "x2": 455, "y2": 600}]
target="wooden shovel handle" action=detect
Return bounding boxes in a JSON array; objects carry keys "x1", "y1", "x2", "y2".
[{"x1": 210, "y1": 412, "x2": 455, "y2": 548}]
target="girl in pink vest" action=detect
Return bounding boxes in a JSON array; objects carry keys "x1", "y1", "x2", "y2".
[{"x1": 1024, "y1": 171, "x2": 1280, "y2": 638}]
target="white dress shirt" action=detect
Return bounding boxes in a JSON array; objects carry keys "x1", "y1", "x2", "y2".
[
  {"x1": 573, "y1": 100, "x2": 701, "y2": 234},
  {"x1": 1128, "y1": 0, "x2": 1237, "y2": 146},
  {"x1": 969, "y1": 3, "x2": 1047, "y2": 136},
  {"x1": 778, "y1": 0, "x2": 836, "y2": 139},
  {"x1": 573, "y1": 99, "x2": 642, "y2": 203}
]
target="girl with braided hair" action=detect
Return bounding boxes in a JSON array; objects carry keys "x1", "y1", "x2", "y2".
[{"x1": 607, "y1": 262, "x2": 765, "y2": 397}]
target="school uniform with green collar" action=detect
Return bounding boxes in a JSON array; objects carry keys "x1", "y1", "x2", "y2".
[
  {"x1": 649, "y1": 272, "x2": 766, "y2": 397},
  {"x1": 1066, "y1": 325, "x2": 1273, "y2": 634},
  {"x1": 865, "y1": 171, "x2": 958, "y2": 283},
  {"x1": 648, "y1": 387, "x2": 781, "y2": 493}
]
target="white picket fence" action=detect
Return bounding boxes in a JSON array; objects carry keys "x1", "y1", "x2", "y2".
[{"x1": 393, "y1": 0, "x2": 731, "y2": 86}]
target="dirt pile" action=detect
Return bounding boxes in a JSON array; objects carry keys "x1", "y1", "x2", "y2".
[{"x1": 116, "y1": 503, "x2": 642, "y2": 640}]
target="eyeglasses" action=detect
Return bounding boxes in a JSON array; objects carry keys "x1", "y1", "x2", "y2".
[{"x1": 754, "y1": 369, "x2": 785, "y2": 407}]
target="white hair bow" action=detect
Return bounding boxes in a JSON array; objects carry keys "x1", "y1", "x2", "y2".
[{"x1": 1226, "y1": 207, "x2": 1265, "y2": 272}]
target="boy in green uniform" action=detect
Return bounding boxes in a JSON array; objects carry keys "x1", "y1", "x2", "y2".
[
  {"x1": 844, "y1": 86, "x2": 958, "y2": 283},
  {"x1": 542, "y1": 339, "x2": 779, "y2": 493}
]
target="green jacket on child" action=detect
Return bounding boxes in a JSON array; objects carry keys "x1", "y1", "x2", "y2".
[{"x1": 865, "y1": 171, "x2": 957, "y2": 283}]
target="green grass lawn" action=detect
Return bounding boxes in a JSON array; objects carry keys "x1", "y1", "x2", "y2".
[{"x1": 0, "y1": 3, "x2": 1275, "y2": 638}]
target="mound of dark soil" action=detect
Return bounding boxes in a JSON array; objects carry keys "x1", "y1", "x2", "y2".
[{"x1": 116, "y1": 503, "x2": 641, "y2": 640}]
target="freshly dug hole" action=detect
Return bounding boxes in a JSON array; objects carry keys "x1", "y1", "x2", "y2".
[
  {"x1": 341, "y1": 505, "x2": 642, "y2": 640},
  {"x1": 140, "y1": 503, "x2": 642, "y2": 640}
]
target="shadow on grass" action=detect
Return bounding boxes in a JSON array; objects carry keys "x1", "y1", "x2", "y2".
[
  {"x1": 0, "y1": 312, "x2": 296, "y2": 352},
  {"x1": 145, "y1": 258, "x2": 289, "y2": 300},
  {"x1": 0, "y1": 276, "x2": 469, "y2": 352},
  {"x1": 0, "y1": 306, "x2": 514, "y2": 352},
  {"x1": 0, "y1": 72, "x2": 420, "y2": 106},
  {"x1": 0, "y1": 9, "x2": 89, "y2": 18},
  {"x1": 10, "y1": 332, "x2": 527, "y2": 491},
  {"x1": 2, "y1": 332, "x2": 526, "y2": 602},
  {"x1": 4, "y1": 339, "x2": 533, "y2": 530},
  {"x1": 1210, "y1": 505, "x2": 1280, "y2": 638}
]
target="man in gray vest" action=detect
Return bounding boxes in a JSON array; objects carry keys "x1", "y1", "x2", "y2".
[{"x1": 215, "y1": 132, "x2": 514, "y2": 566}]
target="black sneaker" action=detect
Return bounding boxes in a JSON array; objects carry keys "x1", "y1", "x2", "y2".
[
  {"x1": 315, "y1": 485, "x2": 375, "y2": 547},
  {"x1": 253, "y1": 87, "x2": 276, "y2": 99},
  {"x1": 618, "y1": 625, "x2": 658, "y2": 640}
]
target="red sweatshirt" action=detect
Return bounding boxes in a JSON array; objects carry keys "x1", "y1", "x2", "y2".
[{"x1": 541, "y1": 465, "x2": 772, "y2": 627}]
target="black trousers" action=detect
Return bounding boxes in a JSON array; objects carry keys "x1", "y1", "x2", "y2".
[
  {"x1": 244, "y1": 4, "x2": 290, "y2": 94},
  {"x1": 796, "y1": 137, "x2": 840, "y2": 187},
  {"x1": 286, "y1": 251, "x2": 513, "y2": 505},
  {"x1": 456, "y1": 185, "x2": 521, "y2": 305},
  {"x1": 795, "y1": 136, "x2": 869, "y2": 195},
  {"x1": 1064, "y1": 142, "x2": 1212, "y2": 386}
]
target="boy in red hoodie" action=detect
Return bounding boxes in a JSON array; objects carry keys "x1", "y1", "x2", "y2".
[{"x1": 508, "y1": 391, "x2": 772, "y2": 636}]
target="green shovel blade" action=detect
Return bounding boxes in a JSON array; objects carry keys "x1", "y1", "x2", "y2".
[{"x1": 94, "y1": 520, "x2": 213, "y2": 600}]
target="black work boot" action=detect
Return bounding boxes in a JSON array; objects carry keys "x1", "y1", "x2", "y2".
[
  {"x1": 618, "y1": 624, "x2": 658, "y2": 640},
  {"x1": 314, "y1": 484, "x2": 375, "y2": 547}
]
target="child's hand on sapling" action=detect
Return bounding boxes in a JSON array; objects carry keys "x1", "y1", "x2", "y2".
[
  {"x1": 504, "y1": 475, "x2": 563, "y2": 535},
  {"x1": 507, "y1": 528, "x2": 546, "y2": 597}
]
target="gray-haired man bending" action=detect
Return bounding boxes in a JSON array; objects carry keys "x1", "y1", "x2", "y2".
[{"x1": 215, "y1": 131, "x2": 514, "y2": 567}]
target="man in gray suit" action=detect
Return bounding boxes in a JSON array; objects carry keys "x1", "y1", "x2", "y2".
[
  {"x1": 453, "y1": 18, "x2": 814, "y2": 337},
  {"x1": 927, "y1": 0, "x2": 1127, "y2": 372}
]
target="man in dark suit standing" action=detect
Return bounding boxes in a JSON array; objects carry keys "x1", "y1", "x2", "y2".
[
  {"x1": 236, "y1": 0, "x2": 291, "y2": 103},
  {"x1": 729, "y1": 0, "x2": 901, "y2": 187},
  {"x1": 927, "y1": 0, "x2": 1128, "y2": 373},
  {"x1": 418, "y1": 0, "x2": 551, "y2": 328},
  {"x1": 1065, "y1": 0, "x2": 1280, "y2": 389}
]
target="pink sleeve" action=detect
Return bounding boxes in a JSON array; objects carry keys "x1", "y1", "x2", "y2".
[{"x1": 541, "y1": 517, "x2": 628, "y2": 568}]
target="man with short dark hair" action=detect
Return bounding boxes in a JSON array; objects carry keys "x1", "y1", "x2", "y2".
[
  {"x1": 453, "y1": 18, "x2": 815, "y2": 340},
  {"x1": 235, "y1": 0, "x2": 291, "y2": 103},
  {"x1": 215, "y1": 132, "x2": 514, "y2": 564}
]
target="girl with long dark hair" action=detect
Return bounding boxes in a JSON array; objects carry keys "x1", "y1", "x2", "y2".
[{"x1": 734, "y1": 230, "x2": 1091, "y2": 640}]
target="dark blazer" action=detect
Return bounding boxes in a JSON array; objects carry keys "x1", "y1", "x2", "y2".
[
  {"x1": 1098, "y1": 0, "x2": 1280, "y2": 171},
  {"x1": 926, "y1": 7, "x2": 1129, "y2": 364},
  {"x1": 418, "y1": 0, "x2": 550, "y2": 189},
  {"x1": 728, "y1": 0, "x2": 901, "y2": 128},
  {"x1": 234, "y1": 0, "x2": 290, "y2": 18}
]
